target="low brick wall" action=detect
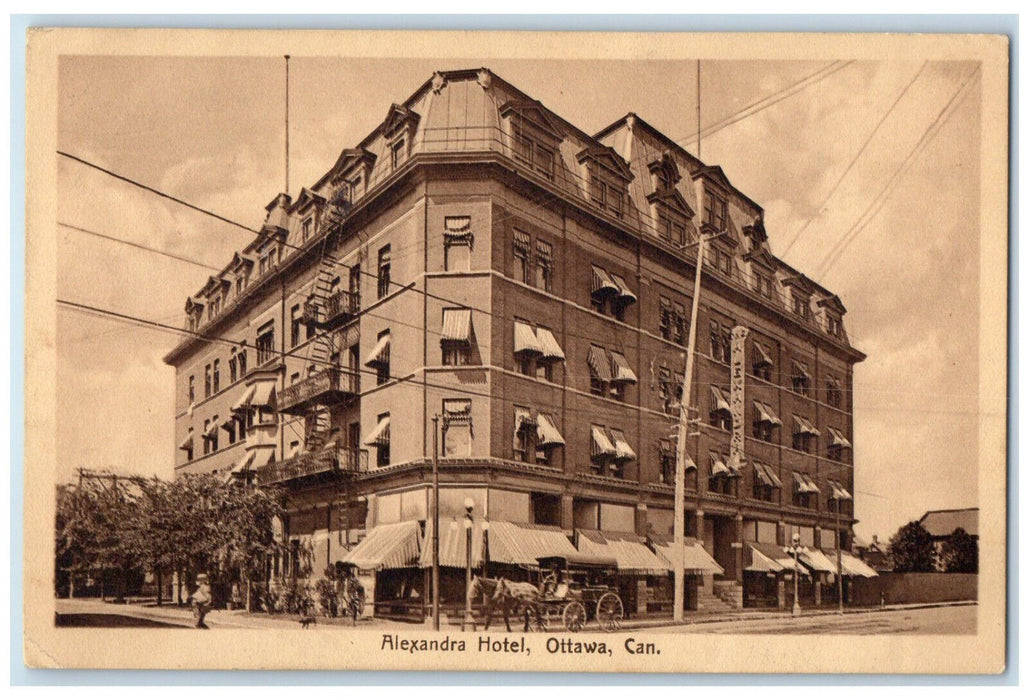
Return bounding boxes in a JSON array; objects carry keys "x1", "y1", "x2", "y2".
[{"x1": 851, "y1": 572, "x2": 977, "y2": 606}]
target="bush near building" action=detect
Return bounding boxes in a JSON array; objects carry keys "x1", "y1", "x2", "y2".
[{"x1": 888, "y1": 520, "x2": 936, "y2": 573}]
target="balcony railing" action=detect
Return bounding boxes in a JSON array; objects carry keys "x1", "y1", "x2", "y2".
[
  {"x1": 257, "y1": 446, "x2": 361, "y2": 485},
  {"x1": 303, "y1": 290, "x2": 359, "y2": 330},
  {"x1": 278, "y1": 367, "x2": 360, "y2": 415}
]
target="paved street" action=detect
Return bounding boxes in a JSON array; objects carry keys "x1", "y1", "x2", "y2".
[
  {"x1": 55, "y1": 598, "x2": 976, "y2": 635},
  {"x1": 644, "y1": 603, "x2": 977, "y2": 635}
]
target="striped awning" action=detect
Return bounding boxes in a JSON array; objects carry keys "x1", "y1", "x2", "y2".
[
  {"x1": 710, "y1": 453, "x2": 731, "y2": 478},
  {"x1": 536, "y1": 412, "x2": 565, "y2": 447},
  {"x1": 793, "y1": 472, "x2": 820, "y2": 494},
  {"x1": 343, "y1": 521, "x2": 422, "y2": 570},
  {"x1": 610, "y1": 351, "x2": 637, "y2": 384},
  {"x1": 609, "y1": 272, "x2": 637, "y2": 305},
  {"x1": 828, "y1": 480, "x2": 853, "y2": 501},
  {"x1": 609, "y1": 429, "x2": 636, "y2": 461},
  {"x1": 749, "y1": 542, "x2": 807, "y2": 574},
  {"x1": 178, "y1": 432, "x2": 194, "y2": 451},
  {"x1": 250, "y1": 379, "x2": 277, "y2": 409},
  {"x1": 419, "y1": 518, "x2": 485, "y2": 568},
  {"x1": 364, "y1": 333, "x2": 391, "y2": 367},
  {"x1": 792, "y1": 360, "x2": 812, "y2": 381},
  {"x1": 231, "y1": 451, "x2": 255, "y2": 475},
  {"x1": 591, "y1": 265, "x2": 619, "y2": 297},
  {"x1": 487, "y1": 522, "x2": 578, "y2": 566},
  {"x1": 591, "y1": 425, "x2": 617, "y2": 457},
  {"x1": 827, "y1": 427, "x2": 852, "y2": 448},
  {"x1": 443, "y1": 216, "x2": 473, "y2": 241},
  {"x1": 441, "y1": 308, "x2": 473, "y2": 343},
  {"x1": 587, "y1": 345, "x2": 612, "y2": 382},
  {"x1": 364, "y1": 415, "x2": 391, "y2": 447},
  {"x1": 204, "y1": 420, "x2": 221, "y2": 438},
  {"x1": 710, "y1": 386, "x2": 731, "y2": 413},
  {"x1": 753, "y1": 400, "x2": 782, "y2": 426},
  {"x1": 231, "y1": 384, "x2": 256, "y2": 412},
  {"x1": 220, "y1": 414, "x2": 237, "y2": 431},
  {"x1": 753, "y1": 340, "x2": 774, "y2": 367},
  {"x1": 753, "y1": 462, "x2": 775, "y2": 488},
  {"x1": 800, "y1": 547, "x2": 837, "y2": 574},
  {"x1": 651, "y1": 536, "x2": 725, "y2": 575},
  {"x1": 753, "y1": 462, "x2": 783, "y2": 489},
  {"x1": 536, "y1": 327, "x2": 565, "y2": 362},
  {"x1": 514, "y1": 321, "x2": 544, "y2": 356},
  {"x1": 746, "y1": 545, "x2": 786, "y2": 573},
  {"x1": 825, "y1": 550, "x2": 879, "y2": 578},
  {"x1": 577, "y1": 530, "x2": 670, "y2": 576},
  {"x1": 793, "y1": 415, "x2": 821, "y2": 436}
]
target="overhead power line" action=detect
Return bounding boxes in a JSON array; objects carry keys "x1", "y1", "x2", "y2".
[
  {"x1": 58, "y1": 222, "x2": 223, "y2": 271},
  {"x1": 779, "y1": 61, "x2": 930, "y2": 258}
]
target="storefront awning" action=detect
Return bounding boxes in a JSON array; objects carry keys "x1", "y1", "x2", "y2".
[
  {"x1": 587, "y1": 345, "x2": 612, "y2": 382},
  {"x1": 364, "y1": 333, "x2": 391, "y2": 367},
  {"x1": 800, "y1": 547, "x2": 837, "y2": 574},
  {"x1": 591, "y1": 265, "x2": 619, "y2": 297},
  {"x1": 610, "y1": 351, "x2": 637, "y2": 384},
  {"x1": 441, "y1": 308, "x2": 473, "y2": 344},
  {"x1": 591, "y1": 425, "x2": 617, "y2": 457},
  {"x1": 753, "y1": 400, "x2": 782, "y2": 426},
  {"x1": 536, "y1": 412, "x2": 565, "y2": 447},
  {"x1": 419, "y1": 518, "x2": 485, "y2": 568},
  {"x1": 536, "y1": 327, "x2": 565, "y2": 362},
  {"x1": 834, "y1": 551, "x2": 879, "y2": 578},
  {"x1": 609, "y1": 429, "x2": 636, "y2": 461},
  {"x1": 792, "y1": 415, "x2": 821, "y2": 436},
  {"x1": 749, "y1": 542, "x2": 808, "y2": 574},
  {"x1": 710, "y1": 386, "x2": 731, "y2": 413},
  {"x1": 651, "y1": 536, "x2": 725, "y2": 575},
  {"x1": 746, "y1": 545, "x2": 786, "y2": 573},
  {"x1": 577, "y1": 530, "x2": 670, "y2": 576},
  {"x1": 364, "y1": 415, "x2": 391, "y2": 447},
  {"x1": 487, "y1": 522, "x2": 578, "y2": 566},
  {"x1": 514, "y1": 321, "x2": 544, "y2": 356},
  {"x1": 343, "y1": 521, "x2": 422, "y2": 570},
  {"x1": 609, "y1": 272, "x2": 637, "y2": 305},
  {"x1": 827, "y1": 427, "x2": 852, "y2": 449},
  {"x1": 231, "y1": 384, "x2": 256, "y2": 413}
]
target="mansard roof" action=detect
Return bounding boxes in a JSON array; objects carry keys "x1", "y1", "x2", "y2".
[
  {"x1": 499, "y1": 99, "x2": 564, "y2": 139},
  {"x1": 576, "y1": 144, "x2": 634, "y2": 181}
]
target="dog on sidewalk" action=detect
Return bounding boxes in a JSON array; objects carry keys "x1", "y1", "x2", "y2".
[{"x1": 298, "y1": 615, "x2": 316, "y2": 629}]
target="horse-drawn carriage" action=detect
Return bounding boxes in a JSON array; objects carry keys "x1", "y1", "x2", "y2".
[
  {"x1": 534, "y1": 554, "x2": 625, "y2": 632},
  {"x1": 470, "y1": 553, "x2": 625, "y2": 633}
]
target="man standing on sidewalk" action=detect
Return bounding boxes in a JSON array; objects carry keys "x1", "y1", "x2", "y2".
[{"x1": 192, "y1": 574, "x2": 212, "y2": 629}]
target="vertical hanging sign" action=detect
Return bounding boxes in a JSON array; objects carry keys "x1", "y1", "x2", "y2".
[{"x1": 729, "y1": 325, "x2": 749, "y2": 470}]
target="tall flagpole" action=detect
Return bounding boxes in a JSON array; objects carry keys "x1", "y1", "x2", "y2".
[{"x1": 284, "y1": 55, "x2": 291, "y2": 194}]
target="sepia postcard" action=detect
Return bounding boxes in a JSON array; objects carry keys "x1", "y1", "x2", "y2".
[{"x1": 23, "y1": 27, "x2": 1009, "y2": 673}]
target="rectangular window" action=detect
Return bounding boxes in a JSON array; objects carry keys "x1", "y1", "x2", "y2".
[
  {"x1": 256, "y1": 322, "x2": 275, "y2": 365},
  {"x1": 202, "y1": 420, "x2": 210, "y2": 455},
  {"x1": 513, "y1": 230, "x2": 531, "y2": 284},
  {"x1": 188, "y1": 375, "x2": 195, "y2": 404},
  {"x1": 390, "y1": 138, "x2": 406, "y2": 170},
  {"x1": 349, "y1": 264, "x2": 361, "y2": 308},
  {"x1": 229, "y1": 357, "x2": 237, "y2": 384},
  {"x1": 377, "y1": 245, "x2": 391, "y2": 299},
  {"x1": 212, "y1": 359, "x2": 220, "y2": 394},
  {"x1": 204, "y1": 364, "x2": 212, "y2": 398},
  {"x1": 703, "y1": 191, "x2": 728, "y2": 231},
  {"x1": 302, "y1": 217, "x2": 312, "y2": 242},
  {"x1": 290, "y1": 304, "x2": 301, "y2": 348},
  {"x1": 238, "y1": 350, "x2": 247, "y2": 377},
  {"x1": 376, "y1": 329, "x2": 390, "y2": 385},
  {"x1": 445, "y1": 240, "x2": 471, "y2": 272},
  {"x1": 376, "y1": 412, "x2": 391, "y2": 467},
  {"x1": 753, "y1": 420, "x2": 774, "y2": 442},
  {"x1": 709, "y1": 322, "x2": 722, "y2": 362},
  {"x1": 513, "y1": 407, "x2": 532, "y2": 463},
  {"x1": 793, "y1": 294, "x2": 810, "y2": 319},
  {"x1": 827, "y1": 316, "x2": 842, "y2": 338},
  {"x1": 754, "y1": 274, "x2": 774, "y2": 299},
  {"x1": 826, "y1": 376, "x2": 843, "y2": 408},
  {"x1": 673, "y1": 302, "x2": 687, "y2": 345},
  {"x1": 659, "y1": 297, "x2": 672, "y2": 340},
  {"x1": 535, "y1": 240, "x2": 553, "y2": 291}
]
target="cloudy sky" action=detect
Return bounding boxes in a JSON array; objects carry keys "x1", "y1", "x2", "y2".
[{"x1": 55, "y1": 55, "x2": 984, "y2": 542}]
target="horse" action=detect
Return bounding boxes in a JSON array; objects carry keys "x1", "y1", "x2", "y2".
[{"x1": 468, "y1": 576, "x2": 545, "y2": 632}]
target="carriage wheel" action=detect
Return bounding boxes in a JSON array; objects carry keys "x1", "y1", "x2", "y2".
[
  {"x1": 562, "y1": 601, "x2": 587, "y2": 633},
  {"x1": 528, "y1": 606, "x2": 550, "y2": 632},
  {"x1": 596, "y1": 592, "x2": 624, "y2": 632}
]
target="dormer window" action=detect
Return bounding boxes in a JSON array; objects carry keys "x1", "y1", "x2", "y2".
[
  {"x1": 512, "y1": 123, "x2": 556, "y2": 180},
  {"x1": 578, "y1": 145, "x2": 634, "y2": 222},
  {"x1": 590, "y1": 175, "x2": 625, "y2": 218},
  {"x1": 703, "y1": 191, "x2": 728, "y2": 232},
  {"x1": 658, "y1": 211, "x2": 687, "y2": 246},
  {"x1": 381, "y1": 104, "x2": 420, "y2": 173},
  {"x1": 826, "y1": 315, "x2": 842, "y2": 338},
  {"x1": 301, "y1": 217, "x2": 312, "y2": 242},
  {"x1": 501, "y1": 100, "x2": 563, "y2": 182},
  {"x1": 792, "y1": 293, "x2": 811, "y2": 320},
  {"x1": 390, "y1": 136, "x2": 406, "y2": 170},
  {"x1": 754, "y1": 273, "x2": 774, "y2": 299}
]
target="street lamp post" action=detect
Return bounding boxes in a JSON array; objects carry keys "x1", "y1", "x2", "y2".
[
  {"x1": 835, "y1": 502, "x2": 844, "y2": 615},
  {"x1": 789, "y1": 532, "x2": 801, "y2": 617},
  {"x1": 462, "y1": 498, "x2": 474, "y2": 632}
]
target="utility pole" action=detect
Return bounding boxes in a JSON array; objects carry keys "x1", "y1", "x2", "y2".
[
  {"x1": 431, "y1": 414, "x2": 441, "y2": 631},
  {"x1": 672, "y1": 232, "x2": 709, "y2": 622}
]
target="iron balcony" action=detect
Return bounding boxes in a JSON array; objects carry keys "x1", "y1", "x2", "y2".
[
  {"x1": 278, "y1": 366, "x2": 360, "y2": 415},
  {"x1": 302, "y1": 289, "x2": 359, "y2": 330},
  {"x1": 257, "y1": 445, "x2": 361, "y2": 486}
]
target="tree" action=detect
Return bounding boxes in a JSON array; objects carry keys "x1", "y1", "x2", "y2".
[
  {"x1": 940, "y1": 527, "x2": 978, "y2": 573},
  {"x1": 888, "y1": 520, "x2": 936, "y2": 572}
]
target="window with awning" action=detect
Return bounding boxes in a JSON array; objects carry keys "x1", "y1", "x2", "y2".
[
  {"x1": 441, "y1": 308, "x2": 473, "y2": 344},
  {"x1": 514, "y1": 407, "x2": 536, "y2": 433},
  {"x1": 792, "y1": 360, "x2": 812, "y2": 381},
  {"x1": 587, "y1": 345, "x2": 612, "y2": 383},
  {"x1": 828, "y1": 480, "x2": 853, "y2": 501},
  {"x1": 710, "y1": 453, "x2": 731, "y2": 478},
  {"x1": 793, "y1": 472, "x2": 820, "y2": 494},
  {"x1": 827, "y1": 426, "x2": 852, "y2": 448},
  {"x1": 178, "y1": 431, "x2": 194, "y2": 451},
  {"x1": 752, "y1": 340, "x2": 774, "y2": 367},
  {"x1": 204, "y1": 419, "x2": 220, "y2": 439},
  {"x1": 754, "y1": 461, "x2": 783, "y2": 489},
  {"x1": 513, "y1": 320, "x2": 544, "y2": 356},
  {"x1": 344, "y1": 521, "x2": 422, "y2": 571},
  {"x1": 590, "y1": 425, "x2": 617, "y2": 458},
  {"x1": 250, "y1": 380, "x2": 277, "y2": 410},
  {"x1": 364, "y1": 332, "x2": 391, "y2": 367},
  {"x1": 710, "y1": 386, "x2": 731, "y2": 413},
  {"x1": 609, "y1": 350, "x2": 637, "y2": 384},
  {"x1": 608, "y1": 429, "x2": 636, "y2": 461},
  {"x1": 792, "y1": 415, "x2": 820, "y2": 436},
  {"x1": 231, "y1": 384, "x2": 256, "y2": 413},
  {"x1": 535, "y1": 327, "x2": 565, "y2": 362},
  {"x1": 536, "y1": 412, "x2": 565, "y2": 447},
  {"x1": 364, "y1": 414, "x2": 391, "y2": 447},
  {"x1": 609, "y1": 272, "x2": 637, "y2": 306},
  {"x1": 590, "y1": 264, "x2": 619, "y2": 298},
  {"x1": 443, "y1": 216, "x2": 473, "y2": 244},
  {"x1": 753, "y1": 400, "x2": 782, "y2": 426}
]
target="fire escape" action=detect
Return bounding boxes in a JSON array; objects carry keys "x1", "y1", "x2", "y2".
[{"x1": 266, "y1": 184, "x2": 362, "y2": 487}]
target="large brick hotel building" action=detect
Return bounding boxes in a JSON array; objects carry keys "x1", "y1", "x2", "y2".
[{"x1": 163, "y1": 68, "x2": 865, "y2": 616}]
